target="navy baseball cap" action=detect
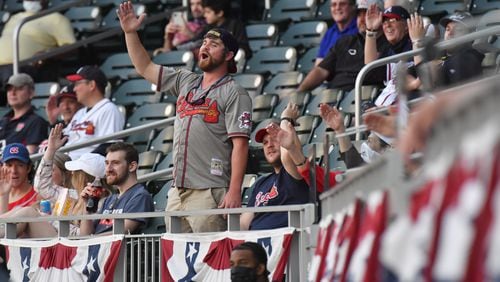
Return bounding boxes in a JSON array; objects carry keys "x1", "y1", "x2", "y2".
[
  {"x1": 66, "y1": 66, "x2": 107, "y2": 92},
  {"x1": 2, "y1": 143, "x2": 30, "y2": 164},
  {"x1": 204, "y1": 28, "x2": 239, "y2": 73},
  {"x1": 56, "y1": 84, "x2": 77, "y2": 106},
  {"x1": 383, "y1": 6, "x2": 410, "y2": 21}
]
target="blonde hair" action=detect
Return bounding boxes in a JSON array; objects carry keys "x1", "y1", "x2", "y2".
[{"x1": 70, "y1": 170, "x2": 112, "y2": 217}]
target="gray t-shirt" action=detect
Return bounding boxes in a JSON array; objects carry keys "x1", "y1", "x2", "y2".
[{"x1": 157, "y1": 67, "x2": 252, "y2": 189}]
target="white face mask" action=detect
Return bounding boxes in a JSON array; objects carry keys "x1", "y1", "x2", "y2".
[
  {"x1": 360, "y1": 141, "x2": 380, "y2": 163},
  {"x1": 23, "y1": 1, "x2": 42, "y2": 13}
]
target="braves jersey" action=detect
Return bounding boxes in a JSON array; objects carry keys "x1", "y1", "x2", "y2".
[
  {"x1": 157, "y1": 67, "x2": 252, "y2": 189},
  {"x1": 64, "y1": 98, "x2": 124, "y2": 160},
  {"x1": 247, "y1": 168, "x2": 309, "y2": 230}
]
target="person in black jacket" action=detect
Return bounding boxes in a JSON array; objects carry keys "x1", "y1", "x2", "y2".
[{"x1": 436, "y1": 11, "x2": 484, "y2": 88}]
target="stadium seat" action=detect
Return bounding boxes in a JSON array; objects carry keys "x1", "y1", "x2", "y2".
[
  {"x1": 3, "y1": 0, "x2": 23, "y2": 13},
  {"x1": 100, "y1": 53, "x2": 138, "y2": 81},
  {"x1": 473, "y1": 9, "x2": 500, "y2": 54},
  {"x1": 241, "y1": 174, "x2": 257, "y2": 206},
  {"x1": 470, "y1": 0, "x2": 500, "y2": 14},
  {"x1": 155, "y1": 151, "x2": 174, "y2": 171},
  {"x1": 33, "y1": 82, "x2": 60, "y2": 109},
  {"x1": 314, "y1": 0, "x2": 334, "y2": 23},
  {"x1": 0, "y1": 11, "x2": 11, "y2": 31},
  {"x1": 338, "y1": 90, "x2": 356, "y2": 127},
  {"x1": 137, "y1": 150, "x2": 163, "y2": 177},
  {"x1": 246, "y1": 23, "x2": 279, "y2": 52},
  {"x1": 297, "y1": 46, "x2": 319, "y2": 74},
  {"x1": 304, "y1": 88, "x2": 344, "y2": 116},
  {"x1": 294, "y1": 115, "x2": 320, "y2": 145},
  {"x1": 126, "y1": 103, "x2": 176, "y2": 128},
  {"x1": 64, "y1": 6, "x2": 102, "y2": 37},
  {"x1": 310, "y1": 119, "x2": 337, "y2": 144},
  {"x1": 271, "y1": 91, "x2": 310, "y2": 118},
  {"x1": 263, "y1": 71, "x2": 304, "y2": 97},
  {"x1": 126, "y1": 131, "x2": 154, "y2": 153},
  {"x1": 234, "y1": 48, "x2": 247, "y2": 74},
  {"x1": 278, "y1": 21, "x2": 328, "y2": 49},
  {"x1": 143, "y1": 180, "x2": 172, "y2": 234},
  {"x1": 0, "y1": 107, "x2": 11, "y2": 118},
  {"x1": 302, "y1": 142, "x2": 346, "y2": 171},
  {"x1": 265, "y1": 0, "x2": 317, "y2": 23},
  {"x1": 152, "y1": 50, "x2": 195, "y2": 71},
  {"x1": 100, "y1": 4, "x2": 145, "y2": 28},
  {"x1": 232, "y1": 73, "x2": 265, "y2": 100},
  {"x1": 251, "y1": 94, "x2": 279, "y2": 124},
  {"x1": 111, "y1": 79, "x2": 161, "y2": 107},
  {"x1": 149, "y1": 125, "x2": 175, "y2": 154},
  {"x1": 418, "y1": 0, "x2": 468, "y2": 17},
  {"x1": 245, "y1": 46, "x2": 297, "y2": 75},
  {"x1": 34, "y1": 107, "x2": 49, "y2": 121}
]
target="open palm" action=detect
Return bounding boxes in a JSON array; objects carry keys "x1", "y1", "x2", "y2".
[{"x1": 117, "y1": 1, "x2": 146, "y2": 33}]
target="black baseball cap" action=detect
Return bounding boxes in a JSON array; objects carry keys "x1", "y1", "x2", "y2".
[
  {"x1": 383, "y1": 6, "x2": 410, "y2": 21},
  {"x1": 439, "y1": 11, "x2": 473, "y2": 29},
  {"x1": 204, "y1": 28, "x2": 239, "y2": 73},
  {"x1": 66, "y1": 66, "x2": 107, "y2": 93}
]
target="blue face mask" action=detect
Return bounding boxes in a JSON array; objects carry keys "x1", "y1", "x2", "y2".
[{"x1": 231, "y1": 266, "x2": 257, "y2": 282}]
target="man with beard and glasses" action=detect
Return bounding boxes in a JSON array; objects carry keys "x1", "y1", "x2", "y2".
[
  {"x1": 230, "y1": 242, "x2": 270, "y2": 282},
  {"x1": 79, "y1": 142, "x2": 153, "y2": 235},
  {"x1": 117, "y1": 2, "x2": 252, "y2": 233}
]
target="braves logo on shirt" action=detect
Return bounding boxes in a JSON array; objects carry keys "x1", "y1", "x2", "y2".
[
  {"x1": 177, "y1": 95, "x2": 220, "y2": 123},
  {"x1": 70, "y1": 120, "x2": 95, "y2": 135},
  {"x1": 255, "y1": 184, "x2": 279, "y2": 206}
]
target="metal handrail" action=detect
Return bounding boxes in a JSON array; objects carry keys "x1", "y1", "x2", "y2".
[
  {"x1": 12, "y1": 2, "x2": 173, "y2": 73},
  {"x1": 354, "y1": 25, "x2": 500, "y2": 140},
  {"x1": 12, "y1": 0, "x2": 86, "y2": 74}
]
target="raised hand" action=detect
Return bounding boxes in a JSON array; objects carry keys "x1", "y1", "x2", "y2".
[
  {"x1": 281, "y1": 102, "x2": 300, "y2": 120},
  {"x1": 45, "y1": 95, "x2": 60, "y2": 125},
  {"x1": 366, "y1": 4, "x2": 382, "y2": 31},
  {"x1": 0, "y1": 166, "x2": 12, "y2": 196},
  {"x1": 117, "y1": 1, "x2": 146, "y2": 34},
  {"x1": 319, "y1": 104, "x2": 345, "y2": 133},
  {"x1": 407, "y1": 12, "x2": 425, "y2": 43},
  {"x1": 47, "y1": 123, "x2": 68, "y2": 152}
]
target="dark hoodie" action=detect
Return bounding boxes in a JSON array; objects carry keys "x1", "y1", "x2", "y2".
[{"x1": 438, "y1": 47, "x2": 485, "y2": 87}]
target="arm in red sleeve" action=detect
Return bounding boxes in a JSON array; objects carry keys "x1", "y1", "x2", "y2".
[{"x1": 296, "y1": 160, "x2": 339, "y2": 193}]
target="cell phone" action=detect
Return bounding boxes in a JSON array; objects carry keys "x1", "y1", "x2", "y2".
[{"x1": 171, "y1": 11, "x2": 187, "y2": 27}]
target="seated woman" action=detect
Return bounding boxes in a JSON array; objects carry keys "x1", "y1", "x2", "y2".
[{"x1": 0, "y1": 124, "x2": 109, "y2": 238}]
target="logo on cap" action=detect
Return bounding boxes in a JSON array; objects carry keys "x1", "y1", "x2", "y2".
[{"x1": 9, "y1": 146, "x2": 19, "y2": 154}]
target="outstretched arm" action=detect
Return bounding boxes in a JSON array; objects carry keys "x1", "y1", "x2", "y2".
[{"x1": 117, "y1": 1, "x2": 160, "y2": 83}]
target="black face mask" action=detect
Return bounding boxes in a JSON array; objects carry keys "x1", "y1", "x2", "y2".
[{"x1": 231, "y1": 266, "x2": 258, "y2": 282}]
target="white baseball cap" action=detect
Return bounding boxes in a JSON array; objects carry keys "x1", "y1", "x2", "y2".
[{"x1": 65, "y1": 153, "x2": 105, "y2": 178}]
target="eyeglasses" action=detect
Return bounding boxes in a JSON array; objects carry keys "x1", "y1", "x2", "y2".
[{"x1": 74, "y1": 79, "x2": 90, "y2": 86}]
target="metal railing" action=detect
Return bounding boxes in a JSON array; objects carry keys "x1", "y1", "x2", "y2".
[
  {"x1": 323, "y1": 72, "x2": 500, "y2": 215},
  {"x1": 353, "y1": 25, "x2": 500, "y2": 140},
  {"x1": 12, "y1": 1, "x2": 174, "y2": 74},
  {"x1": 0, "y1": 204, "x2": 315, "y2": 281}
]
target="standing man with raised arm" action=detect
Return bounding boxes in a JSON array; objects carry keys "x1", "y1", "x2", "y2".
[{"x1": 117, "y1": 2, "x2": 252, "y2": 233}]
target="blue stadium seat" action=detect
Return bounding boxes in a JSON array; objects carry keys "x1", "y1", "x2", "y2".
[
  {"x1": 33, "y1": 82, "x2": 60, "y2": 109},
  {"x1": 246, "y1": 23, "x2": 279, "y2": 52},
  {"x1": 245, "y1": 46, "x2": 297, "y2": 75},
  {"x1": 263, "y1": 71, "x2": 304, "y2": 97},
  {"x1": 265, "y1": 0, "x2": 317, "y2": 23},
  {"x1": 278, "y1": 21, "x2": 328, "y2": 49},
  {"x1": 152, "y1": 50, "x2": 195, "y2": 71},
  {"x1": 297, "y1": 46, "x2": 320, "y2": 74},
  {"x1": 251, "y1": 94, "x2": 279, "y2": 124},
  {"x1": 232, "y1": 73, "x2": 265, "y2": 100}
]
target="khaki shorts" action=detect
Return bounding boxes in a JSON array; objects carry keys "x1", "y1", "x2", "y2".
[{"x1": 165, "y1": 187, "x2": 227, "y2": 233}]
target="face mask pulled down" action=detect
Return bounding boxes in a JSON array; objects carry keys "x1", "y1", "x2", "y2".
[
  {"x1": 360, "y1": 141, "x2": 381, "y2": 163},
  {"x1": 231, "y1": 266, "x2": 258, "y2": 282},
  {"x1": 23, "y1": 1, "x2": 42, "y2": 12}
]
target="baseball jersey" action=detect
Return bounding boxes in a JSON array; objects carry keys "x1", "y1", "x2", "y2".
[
  {"x1": 157, "y1": 67, "x2": 252, "y2": 189},
  {"x1": 247, "y1": 168, "x2": 309, "y2": 230},
  {"x1": 64, "y1": 98, "x2": 124, "y2": 160},
  {"x1": 94, "y1": 183, "x2": 154, "y2": 234}
]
